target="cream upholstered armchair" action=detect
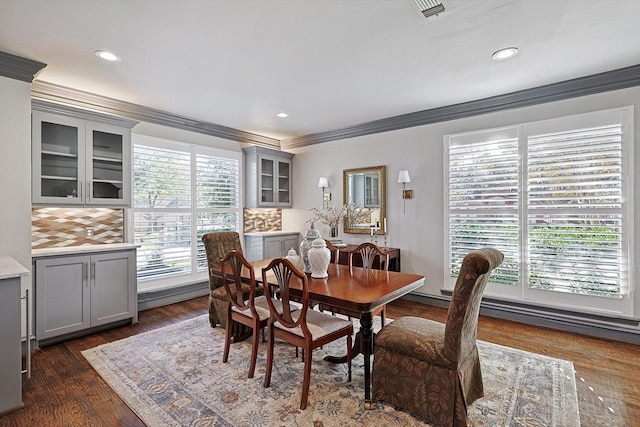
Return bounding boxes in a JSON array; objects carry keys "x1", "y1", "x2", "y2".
[
  {"x1": 372, "y1": 247, "x2": 504, "y2": 427},
  {"x1": 202, "y1": 232, "x2": 258, "y2": 340}
]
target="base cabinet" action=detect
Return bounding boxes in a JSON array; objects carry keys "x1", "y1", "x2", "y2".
[
  {"x1": 35, "y1": 250, "x2": 137, "y2": 342},
  {"x1": 245, "y1": 233, "x2": 300, "y2": 261}
]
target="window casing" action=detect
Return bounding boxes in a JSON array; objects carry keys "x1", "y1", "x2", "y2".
[
  {"x1": 131, "y1": 135, "x2": 242, "y2": 291},
  {"x1": 445, "y1": 107, "x2": 633, "y2": 316}
]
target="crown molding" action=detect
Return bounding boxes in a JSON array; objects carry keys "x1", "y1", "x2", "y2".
[
  {"x1": 0, "y1": 51, "x2": 47, "y2": 83},
  {"x1": 30, "y1": 80, "x2": 281, "y2": 149},
  {"x1": 280, "y1": 63, "x2": 640, "y2": 149}
]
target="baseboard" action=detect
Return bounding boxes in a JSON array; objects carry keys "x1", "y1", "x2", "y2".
[
  {"x1": 403, "y1": 293, "x2": 640, "y2": 345},
  {"x1": 137, "y1": 281, "x2": 209, "y2": 311}
]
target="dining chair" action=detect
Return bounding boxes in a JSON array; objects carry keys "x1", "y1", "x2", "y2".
[
  {"x1": 349, "y1": 242, "x2": 389, "y2": 326},
  {"x1": 324, "y1": 239, "x2": 340, "y2": 264},
  {"x1": 262, "y1": 258, "x2": 353, "y2": 410},
  {"x1": 372, "y1": 247, "x2": 504, "y2": 427},
  {"x1": 202, "y1": 232, "x2": 256, "y2": 340},
  {"x1": 220, "y1": 250, "x2": 287, "y2": 378}
]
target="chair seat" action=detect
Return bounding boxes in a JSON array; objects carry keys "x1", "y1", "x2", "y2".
[
  {"x1": 376, "y1": 316, "x2": 458, "y2": 370},
  {"x1": 231, "y1": 295, "x2": 289, "y2": 321},
  {"x1": 274, "y1": 309, "x2": 353, "y2": 339}
]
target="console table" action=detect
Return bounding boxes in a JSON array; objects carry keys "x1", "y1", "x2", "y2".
[{"x1": 332, "y1": 245, "x2": 401, "y2": 272}]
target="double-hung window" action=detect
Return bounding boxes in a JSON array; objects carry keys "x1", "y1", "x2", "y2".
[
  {"x1": 132, "y1": 135, "x2": 241, "y2": 291},
  {"x1": 445, "y1": 107, "x2": 633, "y2": 316}
]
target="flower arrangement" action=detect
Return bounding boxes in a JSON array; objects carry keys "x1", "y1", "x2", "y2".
[{"x1": 307, "y1": 203, "x2": 370, "y2": 237}]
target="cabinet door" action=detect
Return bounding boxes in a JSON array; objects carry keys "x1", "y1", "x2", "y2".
[
  {"x1": 35, "y1": 255, "x2": 90, "y2": 340},
  {"x1": 85, "y1": 122, "x2": 131, "y2": 207},
  {"x1": 282, "y1": 234, "x2": 299, "y2": 256},
  {"x1": 258, "y1": 155, "x2": 276, "y2": 206},
  {"x1": 90, "y1": 251, "x2": 136, "y2": 327},
  {"x1": 32, "y1": 111, "x2": 86, "y2": 205},
  {"x1": 276, "y1": 159, "x2": 292, "y2": 207},
  {"x1": 263, "y1": 236, "x2": 284, "y2": 258}
]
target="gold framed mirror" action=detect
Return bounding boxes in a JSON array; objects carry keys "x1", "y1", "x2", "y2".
[{"x1": 343, "y1": 165, "x2": 386, "y2": 234}]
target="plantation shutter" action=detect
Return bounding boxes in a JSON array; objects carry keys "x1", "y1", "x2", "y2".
[
  {"x1": 133, "y1": 144, "x2": 193, "y2": 279},
  {"x1": 447, "y1": 131, "x2": 520, "y2": 286},
  {"x1": 195, "y1": 152, "x2": 241, "y2": 270},
  {"x1": 527, "y1": 122, "x2": 625, "y2": 297}
]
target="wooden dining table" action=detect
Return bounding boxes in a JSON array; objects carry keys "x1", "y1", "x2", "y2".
[{"x1": 212, "y1": 258, "x2": 425, "y2": 408}]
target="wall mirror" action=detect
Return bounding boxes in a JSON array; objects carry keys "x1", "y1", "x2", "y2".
[{"x1": 343, "y1": 165, "x2": 386, "y2": 234}]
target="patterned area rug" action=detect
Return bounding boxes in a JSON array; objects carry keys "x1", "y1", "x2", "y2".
[{"x1": 82, "y1": 315, "x2": 580, "y2": 426}]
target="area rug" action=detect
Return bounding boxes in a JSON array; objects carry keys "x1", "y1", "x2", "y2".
[{"x1": 82, "y1": 314, "x2": 580, "y2": 426}]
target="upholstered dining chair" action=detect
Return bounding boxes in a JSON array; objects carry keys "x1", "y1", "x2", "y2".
[
  {"x1": 262, "y1": 258, "x2": 353, "y2": 410},
  {"x1": 202, "y1": 232, "x2": 256, "y2": 340},
  {"x1": 220, "y1": 250, "x2": 289, "y2": 378},
  {"x1": 372, "y1": 247, "x2": 504, "y2": 427},
  {"x1": 349, "y1": 242, "x2": 389, "y2": 325}
]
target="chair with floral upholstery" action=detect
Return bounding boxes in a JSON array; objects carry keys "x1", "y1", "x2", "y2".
[
  {"x1": 202, "y1": 231, "x2": 257, "y2": 340},
  {"x1": 372, "y1": 247, "x2": 504, "y2": 427}
]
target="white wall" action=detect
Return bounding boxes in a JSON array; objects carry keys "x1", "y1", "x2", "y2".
[
  {"x1": 286, "y1": 86, "x2": 640, "y2": 318},
  {"x1": 0, "y1": 75, "x2": 34, "y2": 336}
]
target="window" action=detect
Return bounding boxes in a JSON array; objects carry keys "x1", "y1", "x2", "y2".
[
  {"x1": 445, "y1": 107, "x2": 633, "y2": 316},
  {"x1": 132, "y1": 135, "x2": 241, "y2": 291}
]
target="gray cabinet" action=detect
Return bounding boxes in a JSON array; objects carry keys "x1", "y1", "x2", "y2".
[
  {"x1": 34, "y1": 249, "x2": 137, "y2": 342},
  {"x1": 245, "y1": 233, "x2": 300, "y2": 261},
  {"x1": 0, "y1": 257, "x2": 29, "y2": 414},
  {"x1": 243, "y1": 146, "x2": 294, "y2": 208},
  {"x1": 32, "y1": 101, "x2": 137, "y2": 207}
]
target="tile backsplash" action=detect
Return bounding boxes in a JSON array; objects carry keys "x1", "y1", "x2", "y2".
[
  {"x1": 243, "y1": 208, "x2": 282, "y2": 233},
  {"x1": 32, "y1": 207, "x2": 124, "y2": 249}
]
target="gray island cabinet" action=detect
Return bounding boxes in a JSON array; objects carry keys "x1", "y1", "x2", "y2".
[
  {"x1": 0, "y1": 257, "x2": 29, "y2": 415},
  {"x1": 32, "y1": 244, "x2": 138, "y2": 345}
]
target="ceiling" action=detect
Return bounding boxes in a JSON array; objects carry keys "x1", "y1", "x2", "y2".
[{"x1": 1, "y1": 0, "x2": 639, "y2": 142}]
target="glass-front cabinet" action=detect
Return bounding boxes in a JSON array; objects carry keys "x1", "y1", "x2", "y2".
[
  {"x1": 32, "y1": 103, "x2": 137, "y2": 207},
  {"x1": 244, "y1": 146, "x2": 294, "y2": 208}
]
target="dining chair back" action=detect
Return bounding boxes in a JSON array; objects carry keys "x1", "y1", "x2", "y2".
[
  {"x1": 348, "y1": 242, "x2": 390, "y2": 325},
  {"x1": 324, "y1": 239, "x2": 340, "y2": 264},
  {"x1": 261, "y1": 258, "x2": 353, "y2": 409}
]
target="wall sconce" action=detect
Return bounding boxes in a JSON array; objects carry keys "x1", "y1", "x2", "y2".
[
  {"x1": 398, "y1": 170, "x2": 412, "y2": 213},
  {"x1": 318, "y1": 176, "x2": 331, "y2": 208}
]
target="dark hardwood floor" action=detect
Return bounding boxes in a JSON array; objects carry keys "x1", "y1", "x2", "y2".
[{"x1": 1, "y1": 296, "x2": 638, "y2": 426}]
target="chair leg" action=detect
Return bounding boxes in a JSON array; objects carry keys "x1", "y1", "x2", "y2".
[
  {"x1": 380, "y1": 306, "x2": 386, "y2": 327},
  {"x1": 263, "y1": 325, "x2": 274, "y2": 389},
  {"x1": 347, "y1": 333, "x2": 352, "y2": 382},
  {"x1": 222, "y1": 311, "x2": 232, "y2": 363},
  {"x1": 300, "y1": 345, "x2": 312, "y2": 410},
  {"x1": 248, "y1": 322, "x2": 260, "y2": 379}
]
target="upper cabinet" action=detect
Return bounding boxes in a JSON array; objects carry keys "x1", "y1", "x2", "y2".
[
  {"x1": 31, "y1": 101, "x2": 138, "y2": 207},
  {"x1": 243, "y1": 146, "x2": 294, "y2": 208}
]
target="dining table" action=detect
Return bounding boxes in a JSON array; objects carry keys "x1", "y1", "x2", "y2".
[{"x1": 212, "y1": 257, "x2": 425, "y2": 408}]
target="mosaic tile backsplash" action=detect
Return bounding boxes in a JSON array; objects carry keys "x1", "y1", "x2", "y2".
[
  {"x1": 243, "y1": 208, "x2": 282, "y2": 233},
  {"x1": 32, "y1": 207, "x2": 124, "y2": 249}
]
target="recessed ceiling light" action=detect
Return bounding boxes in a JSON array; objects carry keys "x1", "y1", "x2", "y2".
[
  {"x1": 276, "y1": 112, "x2": 289, "y2": 118},
  {"x1": 492, "y1": 47, "x2": 519, "y2": 61},
  {"x1": 95, "y1": 50, "x2": 121, "y2": 62}
]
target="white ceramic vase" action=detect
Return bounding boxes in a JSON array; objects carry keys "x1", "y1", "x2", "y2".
[
  {"x1": 308, "y1": 238, "x2": 331, "y2": 278},
  {"x1": 285, "y1": 247, "x2": 301, "y2": 269}
]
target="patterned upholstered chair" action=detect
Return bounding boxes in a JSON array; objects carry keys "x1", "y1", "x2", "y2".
[
  {"x1": 373, "y1": 247, "x2": 504, "y2": 427},
  {"x1": 202, "y1": 232, "x2": 257, "y2": 340}
]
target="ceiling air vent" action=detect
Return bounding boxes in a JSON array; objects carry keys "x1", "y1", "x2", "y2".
[{"x1": 414, "y1": 0, "x2": 445, "y2": 18}]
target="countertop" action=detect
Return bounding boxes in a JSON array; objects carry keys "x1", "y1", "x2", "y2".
[
  {"x1": 0, "y1": 256, "x2": 30, "y2": 280},
  {"x1": 244, "y1": 231, "x2": 301, "y2": 237},
  {"x1": 32, "y1": 243, "x2": 140, "y2": 258}
]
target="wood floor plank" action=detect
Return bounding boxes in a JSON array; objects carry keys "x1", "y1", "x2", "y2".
[{"x1": 1, "y1": 296, "x2": 637, "y2": 426}]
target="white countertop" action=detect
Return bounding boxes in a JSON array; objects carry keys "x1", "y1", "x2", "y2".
[
  {"x1": 0, "y1": 256, "x2": 30, "y2": 279},
  {"x1": 244, "y1": 231, "x2": 301, "y2": 237},
  {"x1": 32, "y1": 243, "x2": 140, "y2": 258}
]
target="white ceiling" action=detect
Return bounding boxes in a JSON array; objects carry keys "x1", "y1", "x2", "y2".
[{"x1": 1, "y1": 0, "x2": 639, "y2": 141}]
